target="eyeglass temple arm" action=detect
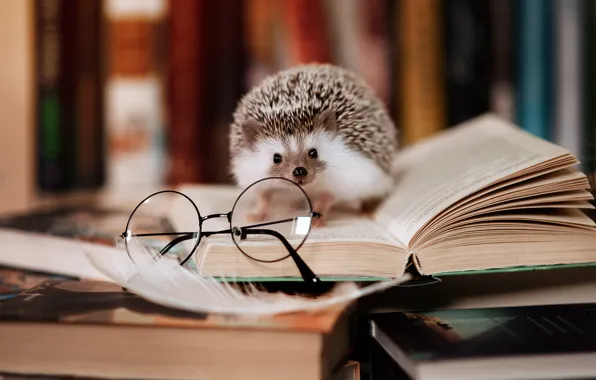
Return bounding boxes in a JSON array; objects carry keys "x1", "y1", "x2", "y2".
[
  {"x1": 158, "y1": 234, "x2": 194, "y2": 256},
  {"x1": 153, "y1": 228, "x2": 319, "y2": 284},
  {"x1": 156, "y1": 229, "x2": 320, "y2": 284},
  {"x1": 239, "y1": 228, "x2": 320, "y2": 284}
]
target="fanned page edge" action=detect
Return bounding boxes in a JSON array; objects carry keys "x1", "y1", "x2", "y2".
[
  {"x1": 369, "y1": 113, "x2": 596, "y2": 276},
  {"x1": 411, "y1": 162, "x2": 590, "y2": 249},
  {"x1": 374, "y1": 113, "x2": 577, "y2": 247},
  {"x1": 389, "y1": 113, "x2": 571, "y2": 173}
]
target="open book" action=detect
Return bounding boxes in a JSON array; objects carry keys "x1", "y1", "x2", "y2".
[{"x1": 164, "y1": 114, "x2": 596, "y2": 280}]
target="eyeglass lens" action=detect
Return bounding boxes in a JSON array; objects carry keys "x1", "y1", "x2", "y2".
[{"x1": 230, "y1": 178, "x2": 314, "y2": 263}]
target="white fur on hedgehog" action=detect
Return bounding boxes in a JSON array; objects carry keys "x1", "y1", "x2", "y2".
[{"x1": 228, "y1": 63, "x2": 399, "y2": 209}]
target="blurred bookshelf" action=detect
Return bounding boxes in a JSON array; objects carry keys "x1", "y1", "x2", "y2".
[{"x1": 0, "y1": 0, "x2": 594, "y2": 216}]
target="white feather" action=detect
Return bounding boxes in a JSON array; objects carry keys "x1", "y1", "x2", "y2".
[{"x1": 78, "y1": 237, "x2": 412, "y2": 316}]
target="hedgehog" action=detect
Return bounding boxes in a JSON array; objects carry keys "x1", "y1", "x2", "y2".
[{"x1": 228, "y1": 63, "x2": 399, "y2": 226}]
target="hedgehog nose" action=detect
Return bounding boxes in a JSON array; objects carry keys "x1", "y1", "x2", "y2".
[{"x1": 293, "y1": 167, "x2": 308, "y2": 177}]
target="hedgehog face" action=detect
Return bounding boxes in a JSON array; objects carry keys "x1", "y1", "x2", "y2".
[
  {"x1": 266, "y1": 136, "x2": 328, "y2": 186},
  {"x1": 234, "y1": 109, "x2": 338, "y2": 189}
]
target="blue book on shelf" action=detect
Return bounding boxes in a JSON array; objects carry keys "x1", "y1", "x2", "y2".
[{"x1": 515, "y1": 0, "x2": 554, "y2": 141}]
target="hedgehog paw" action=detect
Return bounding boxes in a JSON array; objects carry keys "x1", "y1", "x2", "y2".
[
  {"x1": 245, "y1": 210, "x2": 268, "y2": 223},
  {"x1": 311, "y1": 214, "x2": 327, "y2": 228},
  {"x1": 243, "y1": 189, "x2": 272, "y2": 224},
  {"x1": 310, "y1": 192, "x2": 334, "y2": 228}
]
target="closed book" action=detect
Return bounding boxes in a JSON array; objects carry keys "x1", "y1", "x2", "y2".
[
  {"x1": 0, "y1": 279, "x2": 354, "y2": 380},
  {"x1": 370, "y1": 303, "x2": 596, "y2": 379}
]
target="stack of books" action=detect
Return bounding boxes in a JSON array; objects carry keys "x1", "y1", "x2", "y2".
[{"x1": 1, "y1": 114, "x2": 596, "y2": 379}]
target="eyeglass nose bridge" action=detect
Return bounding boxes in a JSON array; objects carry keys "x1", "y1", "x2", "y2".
[{"x1": 200, "y1": 212, "x2": 232, "y2": 223}]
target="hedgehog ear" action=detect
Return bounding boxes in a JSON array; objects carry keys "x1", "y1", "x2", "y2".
[
  {"x1": 314, "y1": 109, "x2": 337, "y2": 136},
  {"x1": 241, "y1": 119, "x2": 261, "y2": 149}
]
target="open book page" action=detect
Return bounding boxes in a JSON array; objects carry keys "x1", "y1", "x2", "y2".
[
  {"x1": 171, "y1": 185, "x2": 405, "y2": 248},
  {"x1": 193, "y1": 211, "x2": 407, "y2": 279},
  {"x1": 305, "y1": 214, "x2": 405, "y2": 246},
  {"x1": 195, "y1": 212, "x2": 405, "y2": 248},
  {"x1": 373, "y1": 114, "x2": 575, "y2": 246},
  {"x1": 168, "y1": 186, "x2": 406, "y2": 278}
]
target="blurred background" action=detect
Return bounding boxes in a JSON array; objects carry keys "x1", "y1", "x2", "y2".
[{"x1": 0, "y1": 0, "x2": 594, "y2": 215}]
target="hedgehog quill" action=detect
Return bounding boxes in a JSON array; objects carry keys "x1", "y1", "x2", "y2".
[{"x1": 229, "y1": 64, "x2": 399, "y2": 226}]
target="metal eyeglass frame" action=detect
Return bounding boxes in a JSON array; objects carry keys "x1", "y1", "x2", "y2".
[{"x1": 118, "y1": 177, "x2": 322, "y2": 284}]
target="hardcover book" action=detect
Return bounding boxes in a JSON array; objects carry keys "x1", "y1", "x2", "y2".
[
  {"x1": 0, "y1": 279, "x2": 353, "y2": 380},
  {"x1": 369, "y1": 302, "x2": 596, "y2": 379},
  {"x1": 158, "y1": 114, "x2": 596, "y2": 280}
]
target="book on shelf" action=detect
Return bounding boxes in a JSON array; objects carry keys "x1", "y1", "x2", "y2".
[
  {"x1": 369, "y1": 302, "x2": 596, "y2": 380},
  {"x1": 0, "y1": 279, "x2": 354, "y2": 380},
  {"x1": 160, "y1": 113, "x2": 596, "y2": 281}
]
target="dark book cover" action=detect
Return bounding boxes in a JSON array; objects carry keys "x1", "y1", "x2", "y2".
[
  {"x1": 0, "y1": 205, "x2": 173, "y2": 246},
  {"x1": 73, "y1": 0, "x2": 105, "y2": 190},
  {"x1": 443, "y1": 0, "x2": 491, "y2": 126},
  {"x1": 0, "y1": 279, "x2": 206, "y2": 325},
  {"x1": 369, "y1": 338, "x2": 412, "y2": 380},
  {"x1": 0, "y1": 267, "x2": 73, "y2": 301},
  {"x1": 582, "y1": 0, "x2": 596, "y2": 190},
  {"x1": 200, "y1": 0, "x2": 248, "y2": 184},
  {"x1": 370, "y1": 303, "x2": 596, "y2": 362}
]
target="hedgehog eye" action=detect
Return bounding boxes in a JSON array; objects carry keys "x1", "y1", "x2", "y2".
[
  {"x1": 273, "y1": 153, "x2": 282, "y2": 164},
  {"x1": 308, "y1": 148, "x2": 318, "y2": 159}
]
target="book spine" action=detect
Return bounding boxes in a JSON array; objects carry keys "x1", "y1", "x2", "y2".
[
  {"x1": 514, "y1": 0, "x2": 554, "y2": 141},
  {"x1": 73, "y1": 0, "x2": 105, "y2": 189},
  {"x1": 323, "y1": 0, "x2": 360, "y2": 72},
  {"x1": 385, "y1": 0, "x2": 399, "y2": 122},
  {"x1": 281, "y1": 0, "x2": 332, "y2": 65},
  {"x1": 243, "y1": 0, "x2": 277, "y2": 88},
  {"x1": 357, "y1": 0, "x2": 392, "y2": 107},
  {"x1": 489, "y1": 0, "x2": 515, "y2": 121},
  {"x1": 200, "y1": 0, "x2": 248, "y2": 183},
  {"x1": 58, "y1": 1, "x2": 78, "y2": 191},
  {"x1": 582, "y1": 0, "x2": 596, "y2": 189},
  {"x1": 443, "y1": 0, "x2": 491, "y2": 126},
  {"x1": 554, "y1": 0, "x2": 583, "y2": 162},
  {"x1": 395, "y1": 0, "x2": 446, "y2": 144},
  {"x1": 166, "y1": 0, "x2": 204, "y2": 185},
  {"x1": 35, "y1": 0, "x2": 67, "y2": 191},
  {"x1": 103, "y1": 0, "x2": 168, "y2": 190}
]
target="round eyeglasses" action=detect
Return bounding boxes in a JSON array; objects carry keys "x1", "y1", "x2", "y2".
[{"x1": 116, "y1": 177, "x2": 322, "y2": 284}]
